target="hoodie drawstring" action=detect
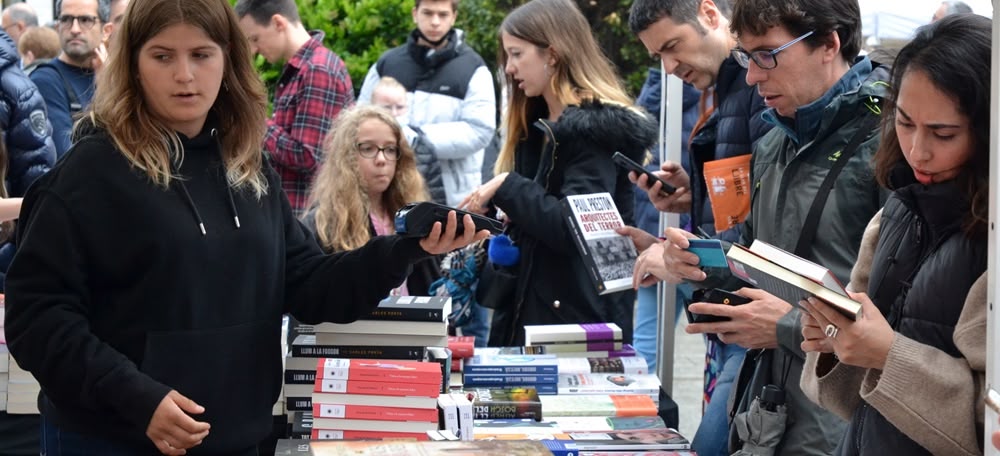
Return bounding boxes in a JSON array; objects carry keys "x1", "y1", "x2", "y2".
[{"x1": 173, "y1": 128, "x2": 242, "y2": 236}]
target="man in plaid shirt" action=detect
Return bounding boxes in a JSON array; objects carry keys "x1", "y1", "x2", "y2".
[{"x1": 236, "y1": 0, "x2": 354, "y2": 215}]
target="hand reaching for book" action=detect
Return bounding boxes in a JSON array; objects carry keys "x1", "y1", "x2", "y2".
[
  {"x1": 418, "y1": 211, "x2": 491, "y2": 255},
  {"x1": 684, "y1": 287, "x2": 792, "y2": 349},
  {"x1": 146, "y1": 390, "x2": 211, "y2": 455},
  {"x1": 632, "y1": 241, "x2": 667, "y2": 289},
  {"x1": 799, "y1": 293, "x2": 895, "y2": 370}
]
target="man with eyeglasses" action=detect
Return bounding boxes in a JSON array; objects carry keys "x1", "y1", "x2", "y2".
[
  {"x1": 30, "y1": 0, "x2": 109, "y2": 157},
  {"x1": 1, "y1": 3, "x2": 39, "y2": 46},
  {"x1": 624, "y1": 2, "x2": 770, "y2": 456},
  {"x1": 654, "y1": 0, "x2": 889, "y2": 454}
]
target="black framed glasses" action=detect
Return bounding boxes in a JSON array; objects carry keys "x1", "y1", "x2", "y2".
[
  {"x1": 356, "y1": 142, "x2": 400, "y2": 161},
  {"x1": 732, "y1": 30, "x2": 815, "y2": 70},
  {"x1": 57, "y1": 15, "x2": 99, "y2": 30}
]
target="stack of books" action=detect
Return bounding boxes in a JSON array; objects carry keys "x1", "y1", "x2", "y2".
[
  {"x1": 273, "y1": 439, "x2": 557, "y2": 455},
  {"x1": 284, "y1": 296, "x2": 451, "y2": 414},
  {"x1": 463, "y1": 354, "x2": 558, "y2": 395},
  {"x1": 471, "y1": 416, "x2": 693, "y2": 454},
  {"x1": 308, "y1": 358, "x2": 442, "y2": 440},
  {"x1": 524, "y1": 323, "x2": 625, "y2": 354},
  {"x1": 465, "y1": 386, "x2": 543, "y2": 420},
  {"x1": 447, "y1": 335, "x2": 475, "y2": 373}
]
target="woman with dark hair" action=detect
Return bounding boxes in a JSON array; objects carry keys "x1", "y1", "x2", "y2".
[
  {"x1": 458, "y1": 0, "x2": 657, "y2": 346},
  {"x1": 2, "y1": 0, "x2": 486, "y2": 453},
  {"x1": 799, "y1": 14, "x2": 991, "y2": 456}
]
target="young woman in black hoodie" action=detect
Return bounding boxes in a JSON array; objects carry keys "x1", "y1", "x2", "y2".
[{"x1": 2, "y1": 0, "x2": 487, "y2": 454}]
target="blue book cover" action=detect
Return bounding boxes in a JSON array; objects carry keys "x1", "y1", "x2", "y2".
[
  {"x1": 463, "y1": 354, "x2": 558, "y2": 374},
  {"x1": 462, "y1": 373, "x2": 559, "y2": 386}
]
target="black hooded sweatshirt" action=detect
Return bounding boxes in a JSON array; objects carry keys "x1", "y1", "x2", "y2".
[{"x1": 4, "y1": 125, "x2": 428, "y2": 453}]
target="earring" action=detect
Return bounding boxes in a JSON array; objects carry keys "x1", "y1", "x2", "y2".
[{"x1": 222, "y1": 80, "x2": 230, "y2": 92}]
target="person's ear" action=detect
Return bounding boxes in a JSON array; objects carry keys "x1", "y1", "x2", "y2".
[
  {"x1": 700, "y1": 0, "x2": 720, "y2": 30},
  {"x1": 820, "y1": 30, "x2": 842, "y2": 64},
  {"x1": 271, "y1": 14, "x2": 286, "y2": 32},
  {"x1": 102, "y1": 21, "x2": 112, "y2": 42}
]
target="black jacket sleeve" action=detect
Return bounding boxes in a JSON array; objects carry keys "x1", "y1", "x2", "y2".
[
  {"x1": 280, "y1": 191, "x2": 430, "y2": 324},
  {"x1": 493, "y1": 147, "x2": 618, "y2": 256},
  {"x1": 5, "y1": 189, "x2": 172, "y2": 430}
]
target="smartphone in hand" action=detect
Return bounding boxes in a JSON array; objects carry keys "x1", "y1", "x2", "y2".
[{"x1": 612, "y1": 152, "x2": 677, "y2": 195}]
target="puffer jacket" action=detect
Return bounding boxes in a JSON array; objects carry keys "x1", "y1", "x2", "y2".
[
  {"x1": 487, "y1": 100, "x2": 657, "y2": 347},
  {"x1": 0, "y1": 30, "x2": 56, "y2": 292},
  {"x1": 358, "y1": 29, "x2": 496, "y2": 206}
]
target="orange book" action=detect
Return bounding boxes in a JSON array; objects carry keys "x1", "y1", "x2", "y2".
[
  {"x1": 313, "y1": 378, "x2": 440, "y2": 397},
  {"x1": 315, "y1": 358, "x2": 442, "y2": 385},
  {"x1": 312, "y1": 402, "x2": 438, "y2": 422},
  {"x1": 609, "y1": 394, "x2": 658, "y2": 417}
]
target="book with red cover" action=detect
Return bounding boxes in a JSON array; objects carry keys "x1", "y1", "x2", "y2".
[
  {"x1": 309, "y1": 429, "x2": 430, "y2": 441},
  {"x1": 311, "y1": 402, "x2": 438, "y2": 422},
  {"x1": 447, "y1": 336, "x2": 475, "y2": 358},
  {"x1": 315, "y1": 358, "x2": 441, "y2": 385},
  {"x1": 313, "y1": 378, "x2": 440, "y2": 397}
]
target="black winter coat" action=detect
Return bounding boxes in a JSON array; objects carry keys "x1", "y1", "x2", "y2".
[{"x1": 488, "y1": 101, "x2": 657, "y2": 346}]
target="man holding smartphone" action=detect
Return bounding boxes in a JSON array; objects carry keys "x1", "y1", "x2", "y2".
[{"x1": 619, "y1": 1, "x2": 771, "y2": 455}]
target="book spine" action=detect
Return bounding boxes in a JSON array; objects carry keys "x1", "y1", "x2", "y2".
[
  {"x1": 312, "y1": 402, "x2": 439, "y2": 422},
  {"x1": 291, "y1": 344, "x2": 424, "y2": 359},
  {"x1": 462, "y1": 374, "x2": 558, "y2": 386},
  {"x1": 563, "y1": 207, "x2": 606, "y2": 292},
  {"x1": 285, "y1": 397, "x2": 312, "y2": 411},
  {"x1": 310, "y1": 429, "x2": 430, "y2": 441},
  {"x1": 472, "y1": 399, "x2": 543, "y2": 420},
  {"x1": 463, "y1": 364, "x2": 558, "y2": 375},
  {"x1": 363, "y1": 307, "x2": 444, "y2": 322},
  {"x1": 285, "y1": 370, "x2": 316, "y2": 385},
  {"x1": 314, "y1": 378, "x2": 440, "y2": 397},
  {"x1": 317, "y1": 361, "x2": 441, "y2": 384}
]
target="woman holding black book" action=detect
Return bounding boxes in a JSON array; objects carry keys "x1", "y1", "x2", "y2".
[
  {"x1": 1, "y1": 0, "x2": 487, "y2": 454},
  {"x1": 457, "y1": 0, "x2": 656, "y2": 346},
  {"x1": 799, "y1": 14, "x2": 990, "y2": 456}
]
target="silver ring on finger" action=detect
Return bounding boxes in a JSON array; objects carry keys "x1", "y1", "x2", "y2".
[{"x1": 824, "y1": 323, "x2": 839, "y2": 338}]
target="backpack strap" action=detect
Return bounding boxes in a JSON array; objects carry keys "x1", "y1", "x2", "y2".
[
  {"x1": 793, "y1": 111, "x2": 881, "y2": 256},
  {"x1": 33, "y1": 62, "x2": 82, "y2": 114}
]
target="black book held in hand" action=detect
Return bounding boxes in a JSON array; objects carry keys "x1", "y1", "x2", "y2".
[{"x1": 725, "y1": 240, "x2": 862, "y2": 320}]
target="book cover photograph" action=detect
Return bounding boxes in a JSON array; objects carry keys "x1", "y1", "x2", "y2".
[
  {"x1": 467, "y1": 386, "x2": 543, "y2": 420},
  {"x1": 562, "y1": 192, "x2": 637, "y2": 294}
]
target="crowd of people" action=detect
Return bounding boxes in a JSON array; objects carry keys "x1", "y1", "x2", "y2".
[{"x1": 0, "y1": 0, "x2": 992, "y2": 454}]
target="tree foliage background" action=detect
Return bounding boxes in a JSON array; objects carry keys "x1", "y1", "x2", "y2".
[{"x1": 238, "y1": 0, "x2": 652, "y2": 101}]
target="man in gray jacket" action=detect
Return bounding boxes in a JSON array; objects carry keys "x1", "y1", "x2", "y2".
[{"x1": 654, "y1": 0, "x2": 889, "y2": 454}]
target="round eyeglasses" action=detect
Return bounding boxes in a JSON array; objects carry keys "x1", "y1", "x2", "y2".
[{"x1": 356, "y1": 142, "x2": 400, "y2": 161}]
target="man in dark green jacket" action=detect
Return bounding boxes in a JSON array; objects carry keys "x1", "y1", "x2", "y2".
[{"x1": 654, "y1": 0, "x2": 889, "y2": 454}]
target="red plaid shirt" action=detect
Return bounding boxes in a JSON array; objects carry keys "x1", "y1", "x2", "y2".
[{"x1": 264, "y1": 31, "x2": 354, "y2": 215}]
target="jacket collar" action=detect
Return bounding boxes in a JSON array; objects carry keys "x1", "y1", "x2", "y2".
[
  {"x1": 286, "y1": 31, "x2": 326, "y2": 72},
  {"x1": 406, "y1": 28, "x2": 461, "y2": 68},
  {"x1": 890, "y1": 161, "x2": 970, "y2": 240},
  {"x1": 715, "y1": 56, "x2": 748, "y2": 104},
  {"x1": 763, "y1": 56, "x2": 872, "y2": 145}
]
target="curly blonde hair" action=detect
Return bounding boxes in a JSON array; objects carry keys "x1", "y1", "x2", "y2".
[{"x1": 307, "y1": 105, "x2": 428, "y2": 251}]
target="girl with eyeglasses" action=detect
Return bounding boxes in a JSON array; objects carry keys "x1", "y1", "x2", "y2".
[{"x1": 303, "y1": 104, "x2": 441, "y2": 297}]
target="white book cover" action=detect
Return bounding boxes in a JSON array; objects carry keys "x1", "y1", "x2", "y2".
[
  {"x1": 557, "y1": 373, "x2": 661, "y2": 396},
  {"x1": 562, "y1": 193, "x2": 636, "y2": 294},
  {"x1": 437, "y1": 393, "x2": 459, "y2": 436},
  {"x1": 524, "y1": 323, "x2": 623, "y2": 345},
  {"x1": 449, "y1": 392, "x2": 474, "y2": 441},
  {"x1": 557, "y1": 356, "x2": 648, "y2": 375}
]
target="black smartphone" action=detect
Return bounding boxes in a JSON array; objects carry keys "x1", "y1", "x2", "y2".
[
  {"x1": 612, "y1": 151, "x2": 677, "y2": 195},
  {"x1": 686, "y1": 288, "x2": 752, "y2": 324},
  {"x1": 394, "y1": 201, "x2": 504, "y2": 237}
]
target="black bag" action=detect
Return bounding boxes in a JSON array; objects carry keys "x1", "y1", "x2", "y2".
[{"x1": 475, "y1": 260, "x2": 517, "y2": 310}]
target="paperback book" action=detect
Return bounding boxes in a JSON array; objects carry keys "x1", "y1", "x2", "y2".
[
  {"x1": 467, "y1": 386, "x2": 543, "y2": 420},
  {"x1": 562, "y1": 193, "x2": 637, "y2": 294}
]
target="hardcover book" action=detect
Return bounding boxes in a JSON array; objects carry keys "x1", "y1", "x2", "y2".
[
  {"x1": 447, "y1": 335, "x2": 476, "y2": 359},
  {"x1": 309, "y1": 429, "x2": 430, "y2": 441},
  {"x1": 313, "y1": 378, "x2": 440, "y2": 397},
  {"x1": 463, "y1": 354, "x2": 559, "y2": 375},
  {"x1": 557, "y1": 373, "x2": 661, "y2": 396},
  {"x1": 524, "y1": 323, "x2": 623, "y2": 345},
  {"x1": 310, "y1": 391, "x2": 438, "y2": 409},
  {"x1": 310, "y1": 417, "x2": 438, "y2": 434},
  {"x1": 290, "y1": 335, "x2": 425, "y2": 360},
  {"x1": 475, "y1": 344, "x2": 638, "y2": 358},
  {"x1": 557, "y1": 356, "x2": 648, "y2": 375},
  {"x1": 274, "y1": 439, "x2": 554, "y2": 455},
  {"x1": 726, "y1": 241, "x2": 861, "y2": 320},
  {"x1": 311, "y1": 401, "x2": 438, "y2": 422},
  {"x1": 357, "y1": 295, "x2": 452, "y2": 323},
  {"x1": 315, "y1": 358, "x2": 441, "y2": 385},
  {"x1": 540, "y1": 394, "x2": 658, "y2": 417},
  {"x1": 561, "y1": 192, "x2": 637, "y2": 294},
  {"x1": 467, "y1": 386, "x2": 543, "y2": 420}
]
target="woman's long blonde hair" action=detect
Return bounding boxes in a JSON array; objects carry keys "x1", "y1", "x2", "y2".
[
  {"x1": 80, "y1": 0, "x2": 269, "y2": 197},
  {"x1": 307, "y1": 105, "x2": 428, "y2": 252},
  {"x1": 495, "y1": 0, "x2": 634, "y2": 174}
]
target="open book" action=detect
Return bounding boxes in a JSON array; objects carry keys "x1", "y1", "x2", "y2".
[
  {"x1": 561, "y1": 193, "x2": 636, "y2": 294},
  {"x1": 726, "y1": 240, "x2": 861, "y2": 320}
]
